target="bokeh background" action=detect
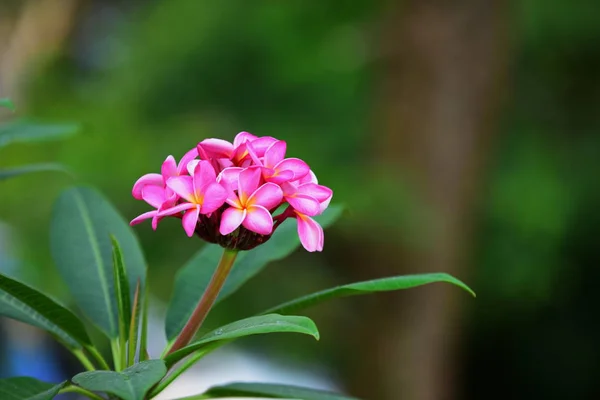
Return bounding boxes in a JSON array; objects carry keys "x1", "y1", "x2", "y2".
[{"x1": 1, "y1": 0, "x2": 600, "y2": 399}]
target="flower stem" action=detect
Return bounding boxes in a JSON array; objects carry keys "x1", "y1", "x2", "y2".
[
  {"x1": 73, "y1": 349, "x2": 96, "y2": 371},
  {"x1": 166, "y1": 248, "x2": 238, "y2": 356},
  {"x1": 148, "y1": 350, "x2": 208, "y2": 398},
  {"x1": 86, "y1": 346, "x2": 111, "y2": 370}
]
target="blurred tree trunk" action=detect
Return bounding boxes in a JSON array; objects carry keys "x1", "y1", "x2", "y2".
[
  {"x1": 0, "y1": 0, "x2": 80, "y2": 100},
  {"x1": 344, "y1": 1, "x2": 510, "y2": 399}
]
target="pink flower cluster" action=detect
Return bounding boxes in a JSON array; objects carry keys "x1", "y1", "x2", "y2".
[{"x1": 130, "y1": 132, "x2": 333, "y2": 252}]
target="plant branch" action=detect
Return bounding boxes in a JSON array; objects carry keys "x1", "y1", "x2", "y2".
[
  {"x1": 59, "y1": 384, "x2": 105, "y2": 400},
  {"x1": 166, "y1": 248, "x2": 238, "y2": 356}
]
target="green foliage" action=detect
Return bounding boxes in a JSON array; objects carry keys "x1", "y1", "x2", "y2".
[
  {"x1": 202, "y1": 382, "x2": 359, "y2": 400},
  {"x1": 0, "y1": 98, "x2": 14, "y2": 110},
  {"x1": 50, "y1": 186, "x2": 146, "y2": 339},
  {"x1": 0, "y1": 121, "x2": 78, "y2": 148},
  {"x1": 0, "y1": 163, "x2": 72, "y2": 181},
  {"x1": 262, "y1": 273, "x2": 475, "y2": 315},
  {"x1": 165, "y1": 314, "x2": 319, "y2": 367},
  {"x1": 165, "y1": 205, "x2": 343, "y2": 340},
  {"x1": 0, "y1": 272, "x2": 91, "y2": 349},
  {"x1": 72, "y1": 360, "x2": 167, "y2": 400},
  {"x1": 0, "y1": 378, "x2": 65, "y2": 400}
]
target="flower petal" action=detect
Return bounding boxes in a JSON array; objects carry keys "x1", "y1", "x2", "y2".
[
  {"x1": 161, "y1": 156, "x2": 178, "y2": 180},
  {"x1": 238, "y1": 167, "x2": 261, "y2": 204},
  {"x1": 141, "y1": 185, "x2": 166, "y2": 208},
  {"x1": 186, "y1": 159, "x2": 200, "y2": 176},
  {"x1": 166, "y1": 176, "x2": 195, "y2": 202},
  {"x1": 156, "y1": 202, "x2": 195, "y2": 217},
  {"x1": 177, "y1": 147, "x2": 199, "y2": 174},
  {"x1": 264, "y1": 140, "x2": 286, "y2": 168},
  {"x1": 286, "y1": 193, "x2": 321, "y2": 216},
  {"x1": 243, "y1": 205, "x2": 274, "y2": 235},
  {"x1": 182, "y1": 205, "x2": 200, "y2": 237},
  {"x1": 132, "y1": 173, "x2": 163, "y2": 199},
  {"x1": 193, "y1": 160, "x2": 218, "y2": 193},
  {"x1": 233, "y1": 131, "x2": 258, "y2": 148},
  {"x1": 265, "y1": 169, "x2": 294, "y2": 184},
  {"x1": 299, "y1": 170, "x2": 318, "y2": 185},
  {"x1": 217, "y1": 167, "x2": 244, "y2": 187},
  {"x1": 200, "y1": 182, "x2": 228, "y2": 214},
  {"x1": 249, "y1": 136, "x2": 278, "y2": 157},
  {"x1": 247, "y1": 182, "x2": 283, "y2": 210},
  {"x1": 130, "y1": 210, "x2": 157, "y2": 226},
  {"x1": 220, "y1": 207, "x2": 246, "y2": 235},
  {"x1": 197, "y1": 138, "x2": 234, "y2": 160},
  {"x1": 297, "y1": 183, "x2": 333, "y2": 203},
  {"x1": 296, "y1": 213, "x2": 324, "y2": 252},
  {"x1": 275, "y1": 158, "x2": 310, "y2": 180}
]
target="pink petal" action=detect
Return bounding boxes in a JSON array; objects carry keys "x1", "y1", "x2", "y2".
[
  {"x1": 177, "y1": 147, "x2": 199, "y2": 174},
  {"x1": 182, "y1": 205, "x2": 200, "y2": 237},
  {"x1": 220, "y1": 207, "x2": 246, "y2": 235},
  {"x1": 265, "y1": 169, "x2": 294, "y2": 185},
  {"x1": 193, "y1": 160, "x2": 218, "y2": 194},
  {"x1": 238, "y1": 167, "x2": 262, "y2": 204},
  {"x1": 161, "y1": 156, "x2": 178, "y2": 180},
  {"x1": 199, "y1": 182, "x2": 228, "y2": 214},
  {"x1": 141, "y1": 185, "x2": 166, "y2": 208},
  {"x1": 132, "y1": 173, "x2": 163, "y2": 200},
  {"x1": 299, "y1": 170, "x2": 318, "y2": 185},
  {"x1": 296, "y1": 213, "x2": 324, "y2": 252},
  {"x1": 217, "y1": 167, "x2": 244, "y2": 187},
  {"x1": 275, "y1": 158, "x2": 310, "y2": 180},
  {"x1": 286, "y1": 193, "x2": 321, "y2": 216},
  {"x1": 243, "y1": 205, "x2": 274, "y2": 235},
  {"x1": 264, "y1": 140, "x2": 286, "y2": 168},
  {"x1": 247, "y1": 182, "x2": 283, "y2": 210},
  {"x1": 249, "y1": 136, "x2": 278, "y2": 157},
  {"x1": 233, "y1": 131, "x2": 258, "y2": 148},
  {"x1": 186, "y1": 159, "x2": 200, "y2": 176},
  {"x1": 296, "y1": 183, "x2": 333, "y2": 203},
  {"x1": 156, "y1": 202, "x2": 196, "y2": 217},
  {"x1": 130, "y1": 210, "x2": 157, "y2": 226},
  {"x1": 166, "y1": 176, "x2": 196, "y2": 202},
  {"x1": 151, "y1": 215, "x2": 164, "y2": 230},
  {"x1": 197, "y1": 138, "x2": 234, "y2": 160}
]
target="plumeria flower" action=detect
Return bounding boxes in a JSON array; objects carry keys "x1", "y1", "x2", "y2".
[
  {"x1": 158, "y1": 160, "x2": 227, "y2": 237},
  {"x1": 131, "y1": 133, "x2": 333, "y2": 252},
  {"x1": 220, "y1": 167, "x2": 283, "y2": 236}
]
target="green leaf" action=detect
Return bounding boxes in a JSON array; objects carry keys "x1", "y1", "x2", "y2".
[
  {"x1": 127, "y1": 280, "x2": 142, "y2": 366},
  {"x1": 0, "y1": 163, "x2": 72, "y2": 181},
  {"x1": 165, "y1": 314, "x2": 319, "y2": 368},
  {"x1": 165, "y1": 205, "x2": 343, "y2": 340},
  {"x1": 111, "y1": 236, "x2": 132, "y2": 341},
  {"x1": 202, "y1": 382, "x2": 359, "y2": 400},
  {"x1": 0, "y1": 272, "x2": 91, "y2": 349},
  {"x1": 0, "y1": 377, "x2": 65, "y2": 400},
  {"x1": 50, "y1": 186, "x2": 147, "y2": 339},
  {"x1": 0, "y1": 98, "x2": 14, "y2": 111},
  {"x1": 0, "y1": 120, "x2": 78, "y2": 148},
  {"x1": 262, "y1": 273, "x2": 475, "y2": 316},
  {"x1": 72, "y1": 360, "x2": 166, "y2": 400}
]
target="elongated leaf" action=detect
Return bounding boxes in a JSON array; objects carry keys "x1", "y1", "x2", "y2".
[
  {"x1": 263, "y1": 273, "x2": 475, "y2": 316},
  {"x1": 0, "y1": 377, "x2": 65, "y2": 400},
  {"x1": 0, "y1": 163, "x2": 72, "y2": 181},
  {"x1": 0, "y1": 273, "x2": 91, "y2": 349},
  {"x1": 165, "y1": 205, "x2": 343, "y2": 340},
  {"x1": 165, "y1": 314, "x2": 319, "y2": 367},
  {"x1": 0, "y1": 121, "x2": 78, "y2": 148},
  {"x1": 111, "y1": 236, "x2": 132, "y2": 341},
  {"x1": 202, "y1": 382, "x2": 359, "y2": 400},
  {"x1": 0, "y1": 98, "x2": 14, "y2": 111},
  {"x1": 128, "y1": 280, "x2": 142, "y2": 366},
  {"x1": 50, "y1": 186, "x2": 147, "y2": 339},
  {"x1": 72, "y1": 360, "x2": 166, "y2": 400}
]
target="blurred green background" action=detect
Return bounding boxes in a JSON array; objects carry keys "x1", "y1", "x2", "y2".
[{"x1": 1, "y1": 0, "x2": 600, "y2": 399}]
